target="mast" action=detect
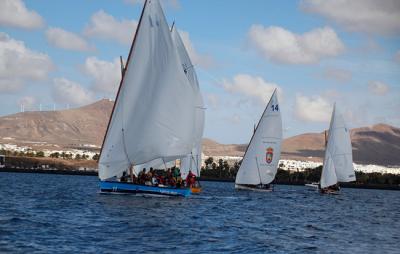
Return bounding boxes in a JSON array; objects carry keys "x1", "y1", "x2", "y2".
[
  {"x1": 120, "y1": 56, "x2": 125, "y2": 76},
  {"x1": 98, "y1": 0, "x2": 148, "y2": 162}
]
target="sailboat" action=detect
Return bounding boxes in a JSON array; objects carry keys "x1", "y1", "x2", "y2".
[
  {"x1": 98, "y1": 0, "x2": 204, "y2": 197},
  {"x1": 319, "y1": 104, "x2": 356, "y2": 194},
  {"x1": 235, "y1": 89, "x2": 282, "y2": 191}
]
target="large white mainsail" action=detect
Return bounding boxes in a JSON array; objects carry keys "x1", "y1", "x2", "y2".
[
  {"x1": 320, "y1": 104, "x2": 356, "y2": 188},
  {"x1": 99, "y1": 0, "x2": 200, "y2": 180},
  {"x1": 235, "y1": 90, "x2": 282, "y2": 186},
  {"x1": 171, "y1": 26, "x2": 205, "y2": 178}
]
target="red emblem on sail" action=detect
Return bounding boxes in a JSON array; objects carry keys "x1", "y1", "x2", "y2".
[{"x1": 266, "y1": 147, "x2": 273, "y2": 164}]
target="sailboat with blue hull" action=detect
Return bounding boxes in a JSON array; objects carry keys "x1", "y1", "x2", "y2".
[{"x1": 98, "y1": 0, "x2": 204, "y2": 197}]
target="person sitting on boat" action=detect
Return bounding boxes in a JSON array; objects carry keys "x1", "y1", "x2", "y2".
[
  {"x1": 120, "y1": 171, "x2": 128, "y2": 182},
  {"x1": 151, "y1": 169, "x2": 158, "y2": 186},
  {"x1": 186, "y1": 170, "x2": 196, "y2": 187},
  {"x1": 131, "y1": 174, "x2": 137, "y2": 184},
  {"x1": 143, "y1": 167, "x2": 153, "y2": 185},
  {"x1": 163, "y1": 168, "x2": 172, "y2": 185},
  {"x1": 172, "y1": 166, "x2": 181, "y2": 180},
  {"x1": 149, "y1": 167, "x2": 154, "y2": 177},
  {"x1": 138, "y1": 168, "x2": 147, "y2": 184},
  {"x1": 157, "y1": 174, "x2": 165, "y2": 186},
  {"x1": 176, "y1": 176, "x2": 184, "y2": 188},
  {"x1": 169, "y1": 176, "x2": 176, "y2": 187}
]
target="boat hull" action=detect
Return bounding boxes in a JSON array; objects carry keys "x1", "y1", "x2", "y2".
[
  {"x1": 319, "y1": 188, "x2": 340, "y2": 195},
  {"x1": 235, "y1": 184, "x2": 273, "y2": 192},
  {"x1": 99, "y1": 181, "x2": 191, "y2": 197},
  {"x1": 305, "y1": 183, "x2": 319, "y2": 188}
]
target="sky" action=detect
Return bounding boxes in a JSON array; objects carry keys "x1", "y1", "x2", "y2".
[{"x1": 0, "y1": 0, "x2": 399, "y2": 144}]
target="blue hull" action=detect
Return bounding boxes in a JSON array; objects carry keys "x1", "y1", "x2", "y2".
[{"x1": 99, "y1": 181, "x2": 191, "y2": 197}]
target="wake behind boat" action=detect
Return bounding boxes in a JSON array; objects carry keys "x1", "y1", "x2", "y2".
[
  {"x1": 235, "y1": 90, "x2": 282, "y2": 191},
  {"x1": 97, "y1": 0, "x2": 205, "y2": 197}
]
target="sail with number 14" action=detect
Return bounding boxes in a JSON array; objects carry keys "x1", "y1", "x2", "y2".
[{"x1": 235, "y1": 90, "x2": 282, "y2": 192}]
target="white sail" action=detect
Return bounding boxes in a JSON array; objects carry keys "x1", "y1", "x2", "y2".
[
  {"x1": 320, "y1": 104, "x2": 356, "y2": 188},
  {"x1": 235, "y1": 90, "x2": 282, "y2": 186},
  {"x1": 180, "y1": 144, "x2": 202, "y2": 178},
  {"x1": 99, "y1": 0, "x2": 199, "y2": 180},
  {"x1": 171, "y1": 26, "x2": 205, "y2": 179}
]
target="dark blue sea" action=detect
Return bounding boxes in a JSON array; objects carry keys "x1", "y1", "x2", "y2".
[{"x1": 0, "y1": 173, "x2": 399, "y2": 253}]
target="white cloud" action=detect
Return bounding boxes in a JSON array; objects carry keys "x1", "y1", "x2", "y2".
[
  {"x1": 0, "y1": 32, "x2": 53, "y2": 93},
  {"x1": 84, "y1": 10, "x2": 137, "y2": 45},
  {"x1": 248, "y1": 25, "x2": 344, "y2": 64},
  {"x1": 0, "y1": 0, "x2": 44, "y2": 29},
  {"x1": 222, "y1": 74, "x2": 281, "y2": 105},
  {"x1": 82, "y1": 57, "x2": 121, "y2": 95},
  {"x1": 46, "y1": 27, "x2": 93, "y2": 52},
  {"x1": 52, "y1": 78, "x2": 94, "y2": 106},
  {"x1": 294, "y1": 94, "x2": 332, "y2": 122},
  {"x1": 178, "y1": 30, "x2": 214, "y2": 69},
  {"x1": 368, "y1": 81, "x2": 389, "y2": 95},
  {"x1": 301, "y1": 0, "x2": 400, "y2": 36},
  {"x1": 322, "y1": 67, "x2": 352, "y2": 83}
]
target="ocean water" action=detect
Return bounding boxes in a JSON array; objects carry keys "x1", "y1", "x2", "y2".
[{"x1": 0, "y1": 173, "x2": 399, "y2": 253}]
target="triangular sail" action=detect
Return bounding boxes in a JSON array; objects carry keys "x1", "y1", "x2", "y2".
[
  {"x1": 98, "y1": 0, "x2": 199, "y2": 180},
  {"x1": 171, "y1": 26, "x2": 205, "y2": 178},
  {"x1": 235, "y1": 90, "x2": 282, "y2": 185},
  {"x1": 320, "y1": 104, "x2": 355, "y2": 188}
]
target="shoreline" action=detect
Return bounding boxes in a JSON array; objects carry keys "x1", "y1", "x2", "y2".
[
  {"x1": 1, "y1": 168, "x2": 399, "y2": 191},
  {"x1": 0, "y1": 167, "x2": 97, "y2": 176}
]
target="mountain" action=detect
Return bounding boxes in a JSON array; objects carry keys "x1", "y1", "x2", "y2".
[
  {"x1": 0, "y1": 99, "x2": 113, "y2": 149},
  {"x1": 0, "y1": 99, "x2": 399, "y2": 166},
  {"x1": 204, "y1": 124, "x2": 400, "y2": 166},
  {"x1": 202, "y1": 138, "x2": 246, "y2": 157},
  {"x1": 282, "y1": 124, "x2": 400, "y2": 166}
]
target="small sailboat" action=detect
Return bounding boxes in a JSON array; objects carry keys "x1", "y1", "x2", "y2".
[
  {"x1": 235, "y1": 90, "x2": 282, "y2": 191},
  {"x1": 98, "y1": 0, "x2": 204, "y2": 197},
  {"x1": 319, "y1": 104, "x2": 356, "y2": 194}
]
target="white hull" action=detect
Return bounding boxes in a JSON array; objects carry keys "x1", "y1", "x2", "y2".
[
  {"x1": 305, "y1": 183, "x2": 319, "y2": 188},
  {"x1": 235, "y1": 184, "x2": 273, "y2": 192}
]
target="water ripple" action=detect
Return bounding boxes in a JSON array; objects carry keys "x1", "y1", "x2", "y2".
[{"x1": 0, "y1": 173, "x2": 399, "y2": 253}]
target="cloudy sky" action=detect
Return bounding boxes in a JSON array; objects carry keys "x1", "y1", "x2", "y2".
[{"x1": 0, "y1": 0, "x2": 399, "y2": 143}]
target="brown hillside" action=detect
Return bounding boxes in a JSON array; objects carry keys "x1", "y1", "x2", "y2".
[
  {"x1": 0, "y1": 99, "x2": 399, "y2": 166},
  {"x1": 0, "y1": 99, "x2": 113, "y2": 148}
]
